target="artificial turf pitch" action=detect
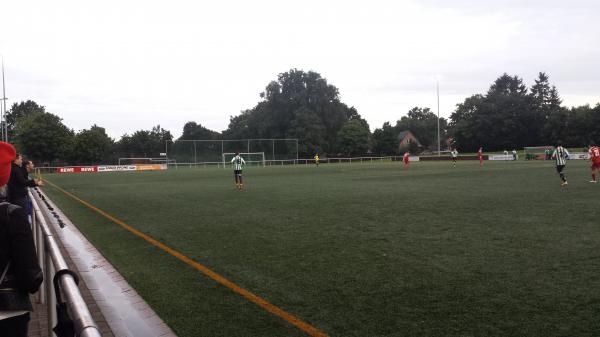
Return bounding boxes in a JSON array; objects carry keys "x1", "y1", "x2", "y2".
[{"x1": 41, "y1": 160, "x2": 600, "y2": 337}]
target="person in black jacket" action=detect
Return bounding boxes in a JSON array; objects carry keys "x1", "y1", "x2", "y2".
[
  {"x1": 21, "y1": 161, "x2": 36, "y2": 218},
  {"x1": 7, "y1": 154, "x2": 43, "y2": 210},
  {"x1": 0, "y1": 143, "x2": 43, "y2": 337}
]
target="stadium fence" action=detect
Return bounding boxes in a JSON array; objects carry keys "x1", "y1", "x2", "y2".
[
  {"x1": 36, "y1": 154, "x2": 531, "y2": 173},
  {"x1": 166, "y1": 156, "x2": 412, "y2": 168}
]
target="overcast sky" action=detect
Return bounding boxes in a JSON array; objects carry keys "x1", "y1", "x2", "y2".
[{"x1": 1, "y1": 0, "x2": 598, "y2": 139}]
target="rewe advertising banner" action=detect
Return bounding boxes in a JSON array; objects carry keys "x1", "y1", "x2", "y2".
[
  {"x1": 56, "y1": 166, "x2": 98, "y2": 173},
  {"x1": 57, "y1": 164, "x2": 168, "y2": 173}
]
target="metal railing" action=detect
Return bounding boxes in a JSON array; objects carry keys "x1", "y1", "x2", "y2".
[{"x1": 29, "y1": 188, "x2": 102, "y2": 337}]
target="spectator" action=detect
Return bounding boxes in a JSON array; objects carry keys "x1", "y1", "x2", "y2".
[
  {"x1": 22, "y1": 161, "x2": 36, "y2": 219},
  {"x1": 22, "y1": 161, "x2": 34, "y2": 179},
  {"x1": 0, "y1": 142, "x2": 44, "y2": 337},
  {"x1": 7, "y1": 155, "x2": 43, "y2": 210}
]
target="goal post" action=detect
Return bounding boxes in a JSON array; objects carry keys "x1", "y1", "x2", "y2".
[
  {"x1": 524, "y1": 146, "x2": 553, "y2": 160},
  {"x1": 222, "y1": 152, "x2": 266, "y2": 168}
]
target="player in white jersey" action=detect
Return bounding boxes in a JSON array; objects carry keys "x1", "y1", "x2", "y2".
[
  {"x1": 230, "y1": 152, "x2": 246, "y2": 190},
  {"x1": 450, "y1": 148, "x2": 458, "y2": 167},
  {"x1": 551, "y1": 142, "x2": 570, "y2": 186}
]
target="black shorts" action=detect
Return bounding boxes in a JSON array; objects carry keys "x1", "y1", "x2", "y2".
[
  {"x1": 556, "y1": 165, "x2": 565, "y2": 173},
  {"x1": 234, "y1": 170, "x2": 242, "y2": 176}
]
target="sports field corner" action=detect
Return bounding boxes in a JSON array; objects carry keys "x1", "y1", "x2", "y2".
[{"x1": 41, "y1": 160, "x2": 600, "y2": 337}]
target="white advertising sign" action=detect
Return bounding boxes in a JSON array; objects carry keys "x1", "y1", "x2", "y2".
[
  {"x1": 488, "y1": 155, "x2": 515, "y2": 161},
  {"x1": 568, "y1": 153, "x2": 589, "y2": 160},
  {"x1": 97, "y1": 165, "x2": 137, "y2": 172}
]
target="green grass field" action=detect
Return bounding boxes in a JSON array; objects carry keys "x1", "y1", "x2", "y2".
[{"x1": 42, "y1": 160, "x2": 600, "y2": 337}]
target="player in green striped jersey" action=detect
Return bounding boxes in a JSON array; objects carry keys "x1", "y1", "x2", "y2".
[
  {"x1": 231, "y1": 152, "x2": 246, "y2": 190},
  {"x1": 551, "y1": 142, "x2": 570, "y2": 186}
]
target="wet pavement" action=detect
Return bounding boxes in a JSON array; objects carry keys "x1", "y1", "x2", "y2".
[{"x1": 29, "y1": 188, "x2": 177, "y2": 337}]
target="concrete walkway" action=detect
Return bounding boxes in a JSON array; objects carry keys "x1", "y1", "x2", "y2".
[
  {"x1": 28, "y1": 188, "x2": 177, "y2": 337},
  {"x1": 27, "y1": 231, "x2": 115, "y2": 337}
]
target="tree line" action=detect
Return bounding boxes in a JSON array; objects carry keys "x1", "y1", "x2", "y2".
[
  {"x1": 7, "y1": 100, "x2": 173, "y2": 165},
  {"x1": 7, "y1": 69, "x2": 599, "y2": 165},
  {"x1": 450, "y1": 72, "x2": 600, "y2": 151}
]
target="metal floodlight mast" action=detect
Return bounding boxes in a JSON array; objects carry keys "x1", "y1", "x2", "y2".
[
  {"x1": 1, "y1": 56, "x2": 7, "y2": 142},
  {"x1": 437, "y1": 80, "x2": 440, "y2": 156}
]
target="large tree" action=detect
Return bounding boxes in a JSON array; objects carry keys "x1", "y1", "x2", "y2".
[
  {"x1": 372, "y1": 107, "x2": 447, "y2": 155},
  {"x1": 6, "y1": 100, "x2": 47, "y2": 141},
  {"x1": 116, "y1": 125, "x2": 173, "y2": 158},
  {"x1": 224, "y1": 69, "x2": 361, "y2": 156},
  {"x1": 71, "y1": 125, "x2": 114, "y2": 165},
  {"x1": 531, "y1": 72, "x2": 565, "y2": 143},
  {"x1": 449, "y1": 74, "x2": 536, "y2": 151},
  {"x1": 14, "y1": 112, "x2": 74, "y2": 163},
  {"x1": 559, "y1": 104, "x2": 600, "y2": 146},
  {"x1": 289, "y1": 107, "x2": 327, "y2": 155},
  {"x1": 179, "y1": 122, "x2": 220, "y2": 140},
  {"x1": 336, "y1": 118, "x2": 371, "y2": 156},
  {"x1": 371, "y1": 122, "x2": 398, "y2": 156},
  {"x1": 448, "y1": 94, "x2": 484, "y2": 151},
  {"x1": 394, "y1": 107, "x2": 447, "y2": 149},
  {"x1": 448, "y1": 72, "x2": 582, "y2": 150}
]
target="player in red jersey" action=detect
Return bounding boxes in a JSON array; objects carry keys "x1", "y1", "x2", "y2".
[
  {"x1": 588, "y1": 142, "x2": 600, "y2": 183},
  {"x1": 478, "y1": 146, "x2": 484, "y2": 166},
  {"x1": 403, "y1": 152, "x2": 410, "y2": 168}
]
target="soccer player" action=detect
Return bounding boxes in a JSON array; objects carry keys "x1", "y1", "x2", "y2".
[
  {"x1": 551, "y1": 143, "x2": 570, "y2": 186},
  {"x1": 588, "y1": 142, "x2": 600, "y2": 183},
  {"x1": 314, "y1": 154, "x2": 320, "y2": 167},
  {"x1": 450, "y1": 148, "x2": 458, "y2": 167},
  {"x1": 402, "y1": 152, "x2": 410, "y2": 168},
  {"x1": 230, "y1": 152, "x2": 246, "y2": 190},
  {"x1": 478, "y1": 146, "x2": 484, "y2": 166}
]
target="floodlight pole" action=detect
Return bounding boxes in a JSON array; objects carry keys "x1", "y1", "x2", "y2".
[
  {"x1": 1, "y1": 57, "x2": 7, "y2": 142},
  {"x1": 437, "y1": 80, "x2": 440, "y2": 156}
]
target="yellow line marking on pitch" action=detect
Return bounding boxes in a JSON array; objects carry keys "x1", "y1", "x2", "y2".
[{"x1": 44, "y1": 179, "x2": 329, "y2": 337}]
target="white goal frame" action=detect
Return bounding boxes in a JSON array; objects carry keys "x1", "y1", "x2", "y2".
[{"x1": 222, "y1": 152, "x2": 266, "y2": 168}]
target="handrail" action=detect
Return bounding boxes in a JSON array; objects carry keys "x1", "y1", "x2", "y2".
[{"x1": 29, "y1": 188, "x2": 102, "y2": 337}]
